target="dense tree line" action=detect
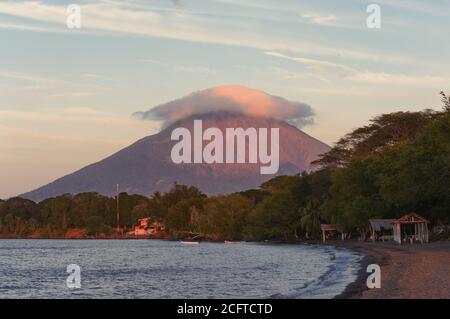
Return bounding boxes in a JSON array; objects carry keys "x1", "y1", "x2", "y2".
[
  {"x1": 0, "y1": 193, "x2": 141, "y2": 237},
  {"x1": 1, "y1": 94, "x2": 449, "y2": 240}
]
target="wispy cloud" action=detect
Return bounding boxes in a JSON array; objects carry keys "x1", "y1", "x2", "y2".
[
  {"x1": 266, "y1": 51, "x2": 357, "y2": 79},
  {"x1": 0, "y1": 69, "x2": 67, "y2": 85},
  {"x1": 270, "y1": 67, "x2": 300, "y2": 80},
  {"x1": 300, "y1": 13, "x2": 338, "y2": 27},
  {"x1": 0, "y1": 107, "x2": 159, "y2": 129},
  {"x1": 375, "y1": 0, "x2": 450, "y2": 16},
  {"x1": 0, "y1": 1, "x2": 394, "y2": 62},
  {"x1": 80, "y1": 73, "x2": 117, "y2": 81},
  {"x1": 0, "y1": 69, "x2": 112, "y2": 98},
  {"x1": 0, "y1": 22, "x2": 68, "y2": 33},
  {"x1": 265, "y1": 51, "x2": 450, "y2": 88},
  {"x1": 46, "y1": 91, "x2": 99, "y2": 99},
  {"x1": 62, "y1": 106, "x2": 104, "y2": 116},
  {"x1": 140, "y1": 58, "x2": 217, "y2": 74}
]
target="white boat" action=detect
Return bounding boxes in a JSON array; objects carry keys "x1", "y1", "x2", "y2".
[{"x1": 179, "y1": 241, "x2": 199, "y2": 245}]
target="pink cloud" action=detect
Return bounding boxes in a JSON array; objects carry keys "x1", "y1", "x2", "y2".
[{"x1": 133, "y1": 85, "x2": 314, "y2": 128}]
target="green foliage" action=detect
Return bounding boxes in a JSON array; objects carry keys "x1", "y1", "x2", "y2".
[
  {"x1": 117, "y1": 193, "x2": 150, "y2": 227},
  {"x1": 323, "y1": 158, "x2": 387, "y2": 229},
  {"x1": 0, "y1": 197, "x2": 41, "y2": 236},
  {"x1": 376, "y1": 112, "x2": 450, "y2": 222},
  {"x1": 159, "y1": 184, "x2": 206, "y2": 232},
  {"x1": 313, "y1": 110, "x2": 438, "y2": 168},
  {"x1": 246, "y1": 190, "x2": 299, "y2": 240},
  {"x1": 238, "y1": 189, "x2": 271, "y2": 206},
  {"x1": 200, "y1": 194, "x2": 252, "y2": 240},
  {"x1": 299, "y1": 200, "x2": 322, "y2": 239},
  {"x1": 85, "y1": 215, "x2": 110, "y2": 235},
  {"x1": 324, "y1": 109, "x2": 450, "y2": 228}
]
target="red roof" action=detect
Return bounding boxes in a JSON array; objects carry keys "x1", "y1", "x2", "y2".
[{"x1": 393, "y1": 213, "x2": 430, "y2": 224}]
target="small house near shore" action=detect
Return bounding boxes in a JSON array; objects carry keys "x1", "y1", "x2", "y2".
[
  {"x1": 368, "y1": 219, "x2": 395, "y2": 242},
  {"x1": 320, "y1": 224, "x2": 348, "y2": 243},
  {"x1": 323, "y1": 213, "x2": 430, "y2": 244},
  {"x1": 129, "y1": 217, "x2": 165, "y2": 236},
  {"x1": 368, "y1": 214, "x2": 430, "y2": 244},
  {"x1": 393, "y1": 213, "x2": 429, "y2": 244}
]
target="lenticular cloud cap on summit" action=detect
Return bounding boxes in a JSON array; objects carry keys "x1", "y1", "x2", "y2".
[{"x1": 133, "y1": 85, "x2": 315, "y2": 128}]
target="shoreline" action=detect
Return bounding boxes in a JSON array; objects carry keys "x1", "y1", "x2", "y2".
[
  {"x1": 1, "y1": 237, "x2": 449, "y2": 298},
  {"x1": 332, "y1": 242, "x2": 387, "y2": 299},
  {"x1": 332, "y1": 241, "x2": 450, "y2": 299}
]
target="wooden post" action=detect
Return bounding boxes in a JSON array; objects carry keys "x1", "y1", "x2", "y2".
[
  {"x1": 116, "y1": 183, "x2": 120, "y2": 234},
  {"x1": 394, "y1": 223, "x2": 401, "y2": 244}
]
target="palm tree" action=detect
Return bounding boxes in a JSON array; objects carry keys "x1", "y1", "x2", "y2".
[
  {"x1": 299, "y1": 200, "x2": 322, "y2": 239},
  {"x1": 440, "y1": 91, "x2": 450, "y2": 112}
]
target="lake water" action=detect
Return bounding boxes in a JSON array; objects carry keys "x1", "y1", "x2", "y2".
[{"x1": 0, "y1": 239, "x2": 362, "y2": 299}]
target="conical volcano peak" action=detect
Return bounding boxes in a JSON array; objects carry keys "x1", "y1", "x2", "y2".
[{"x1": 21, "y1": 110, "x2": 330, "y2": 202}]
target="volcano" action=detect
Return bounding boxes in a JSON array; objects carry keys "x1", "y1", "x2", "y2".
[
  {"x1": 21, "y1": 84, "x2": 331, "y2": 201},
  {"x1": 21, "y1": 111, "x2": 329, "y2": 202}
]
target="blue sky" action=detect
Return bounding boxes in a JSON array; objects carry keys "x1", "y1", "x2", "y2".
[{"x1": 1, "y1": 0, "x2": 450, "y2": 198}]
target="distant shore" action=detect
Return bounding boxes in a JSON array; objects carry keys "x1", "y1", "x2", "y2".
[
  {"x1": 334, "y1": 241, "x2": 450, "y2": 299},
  {"x1": 0, "y1": 230, "x2": 172, "y2": 240}
]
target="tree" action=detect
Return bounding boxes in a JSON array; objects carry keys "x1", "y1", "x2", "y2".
[
  {"x1": 163, "y1": 184, "x2": 206, "y2": 232},
  {"x1": 322, "y1": 158, "x2": 387, "y2": 230},
  {"x1": 299, "y1": 200, "x2": 322, "y2": 239},
  {"x1": 441, "y1": 91, "x2": 450, "y2": 112},
  {"x1": 238, "y1": 189, "x2": 271, "y2": 206},
  {"x1": 246, "y1": 190, "x2": 299, "y2": 240},
  {"x1": 39, "y1": 194, "x2": 72, "y2": 232},
  {"x1": 376, "y1": 112, "x2": 450, "y2": 223},
  {"x1": 200, "y1": 194, "x2": 252, "y2": 240},
  {"x1": 322, "y1": 108, "x2": 450, "y2": 229},
  {"x1": 313, "y1": 110, "x2": 438, "y2": 168},
  {"x1": 260, "y1": 175, "x2": 300, "y2": 192},
  {"x1": 85, "y1": 215, "x2": 109, "y2": 235},
  {"x1": 116, "y1": 193, "x2": 149, "y2": 228},
  {"x1": 148, "y1": 192, "x2": 166, "y2": 217},
  {"x1": 166, "y1": 195, "x2": 206, "y2": 232}
]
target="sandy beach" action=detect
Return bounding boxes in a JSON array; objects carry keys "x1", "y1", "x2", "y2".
[{"x1": 335, "y1": 241, "x2": 450, "y2": 299}]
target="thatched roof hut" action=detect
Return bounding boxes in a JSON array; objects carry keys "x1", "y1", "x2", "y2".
[
  {"x1": 368, "y1": 219, "x2": 395, "y2": 241},
  {"x1": 320, "y1": 224, "x2": 348, "y2": 242},
  {"x1": 393, "y1": 213, "x2": 429, "y2": 244}
]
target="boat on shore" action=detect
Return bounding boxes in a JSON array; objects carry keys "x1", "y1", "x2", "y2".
[{"x1": 179, "y1": 241, "x2": 199, "y2": 245}]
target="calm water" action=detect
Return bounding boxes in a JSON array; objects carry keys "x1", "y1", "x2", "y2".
[{"x1": 0, "y1": 239, "x2": 361, "y2": 299}]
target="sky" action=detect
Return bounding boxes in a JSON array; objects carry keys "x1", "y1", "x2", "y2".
[{"x1": 1, "y1": 0, "x2": 450, "y2": 199}]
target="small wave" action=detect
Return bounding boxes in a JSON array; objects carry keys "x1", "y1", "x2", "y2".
[{"x1": 274, "y1": 246, "x2": 362, "y2": 299}]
